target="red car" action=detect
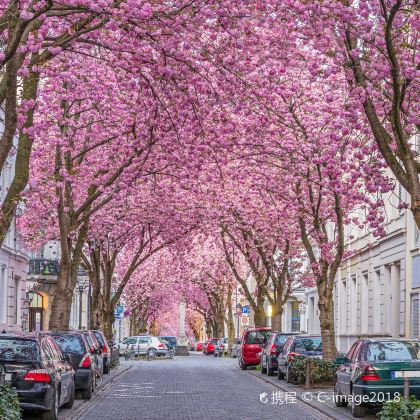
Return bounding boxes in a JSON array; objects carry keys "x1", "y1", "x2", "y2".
[
  {"x1": 195, "y1": 342, "x2": 204, "y2": 351},
  {"x1": 204, "y1": 338, "x2": 218, "y2": 355},
  {"x1": 238, "y1": 327, "x2": 272, "y2": 370}
]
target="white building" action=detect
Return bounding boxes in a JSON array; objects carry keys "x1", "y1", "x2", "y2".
[
  {"x1": 0, "y1": 116, "x2": 30, "y2": 332},
  {"x1": 305, "y1": 180, "x2": 420, "y2": 352}
]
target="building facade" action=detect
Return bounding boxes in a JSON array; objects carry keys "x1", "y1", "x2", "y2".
[{"x1": 305, "y1": 181, "x2": 420, "y2": 352}]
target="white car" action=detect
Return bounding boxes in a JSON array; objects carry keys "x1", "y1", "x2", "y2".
[
  {"x1": 118, "y1": 335, "x2": 168, "y2": 357},
  {"x1": 214, "y1": 337, "x2": 229, "y2": 357}
]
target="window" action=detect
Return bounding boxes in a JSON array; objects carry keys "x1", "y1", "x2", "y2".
[
  {"x1": 415, "y1": 227, "x2": 420, "y2": 248},
  {"x1": 0, "y1": 266, "x2": 7, "y2": 324},
  {"x1": 0, "y1": 338, "x2": 39, "y2": 361},
  {"x1": 123, "y1": 337, "x2": 137, "y2": 345},
  {"x1": 291, "y1": 301, "x2": 300, "y2": 332},
  {"x1": 13, "y1": 275, "x2": 20, "y2": 324},
  {"x1": 366, "y1": 341, "x2": 420, "y2": 361},
  {"x1": 51, "y1": 334, "x2": 85, "y2": 355},
  {"x1": 412, "y1": 294, "x2": 419, "y2": 338},
  {"x1": 245, "y1": 331, "x2": 271, "y2": 344}
]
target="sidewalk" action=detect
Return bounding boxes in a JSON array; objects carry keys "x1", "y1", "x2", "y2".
[
  {"x1": 247, "y1": 369, "x2": 377, "y2": 419},
  {"x1": 60, "y1": 359, "x2": 133, "y2": 419}
]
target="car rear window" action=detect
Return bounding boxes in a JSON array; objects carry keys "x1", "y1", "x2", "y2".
[
  {"x1": 367, "y1": 341, "x2": 420, "y2": 362},
  {"x1": 276, "y1": 335, "x2": 292, "y2": 345},
  {"x1": 93, "y1": 332, "x2": 105, "y2": 347},
  {"x1": 294, "y1": 337, "x2": 322, "y2": 352},
  {"x1": 245, "y1": 331, "x2": 271, "y2": 344},
  {"x1": 51, "y1": 334, "x2": 85, "y2": 355},
  {"x1": 0, "y1": 338, "x2": 39, "y2": 361},
  {"x1": 210, "y1": 340, "x2": 218, "y2": 344}
]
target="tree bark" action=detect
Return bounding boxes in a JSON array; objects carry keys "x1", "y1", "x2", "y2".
[
  {"x1": 227, "y1": 285, "x2": 235, "y2": 354},
  {"x1": 272, "y1": 303, "x2": 283, "y2": 332}
]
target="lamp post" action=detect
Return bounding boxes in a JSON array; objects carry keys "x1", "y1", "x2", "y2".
[
  {"x1": 78, "y1": 278, "x2": 89, "y2": 330},
  {"x1": 235, "y1": 303, "x2": 242, "y2": 337}
]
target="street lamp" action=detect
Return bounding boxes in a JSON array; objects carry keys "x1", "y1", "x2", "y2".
[{"x1": 235, "y1": 303, "x2": 242, "y2": 336}]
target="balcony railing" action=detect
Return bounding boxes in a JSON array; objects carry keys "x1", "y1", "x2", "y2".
[{"x1": 29, "y1": 258, "x2": 60, "y2": 276}]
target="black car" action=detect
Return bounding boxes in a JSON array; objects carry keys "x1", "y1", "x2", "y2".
[
  {"x1": 91, "y1": 330, "x2": 111, "y2": 374},
  {"x1": 261, "y1": 332, "x2": 299, "y2": 376},
  {"x1": 79, "y1": 330, "x2": 104, "y2": 375},
  {"x1": 277, "y1": 335, "x2": 322, "y2": 382},
  {"x1": 0, "y1": 331, "x2": 75, "y2": 420},
  {"x1": 49, "y1": 331, "x2": 96, "y2": 400}
]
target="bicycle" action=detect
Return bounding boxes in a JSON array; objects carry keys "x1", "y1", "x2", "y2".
[
  {"x1": 93, "y1": 367, "x2": 103, "y2": 389},
  {"x1": 168, "y1": 347, "x2": 175, "y2": 359}
]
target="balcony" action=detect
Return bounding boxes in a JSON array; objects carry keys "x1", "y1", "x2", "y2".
[{"x1": 29, "y1": 258, "x2": 60, "y2": 276}]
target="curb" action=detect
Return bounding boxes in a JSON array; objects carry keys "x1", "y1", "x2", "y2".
[
  {"x1": 247, "y1": 370, "x2": 338, "y2": 420},
  {"x1": 65, "y1": 363, "x2": 133, "y2": 420}
]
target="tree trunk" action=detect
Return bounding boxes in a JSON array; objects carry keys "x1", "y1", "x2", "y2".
[
  {"x1": 253, "y1": 303, "x2": 266, "y2": 327},
  {"x1": 48, "y1": 264, "x2": 74, "y2": 331},
  {"x1": 102, "y1": 302, "x2": 115, "y2": 342},
  {"x1": 318, "y1": 295, "x2": 337, "y2": 361},
  {"x1": 272, "y1": 302, "x2": 283, "y2": 332},
  {"x1": 227, "y1": 285, "x2": 235, "y2": 354},
  {"x1": 205, "y1": 319, "x2": 212, "y2": 339}
]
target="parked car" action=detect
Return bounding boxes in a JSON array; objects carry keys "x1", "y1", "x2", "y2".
[
  {"x1": 159, "y1": 336, "x2": 177, "y2": 350},
  {"x1": 214, "y1": 338, "x2": 228, "y2": 357},
  {"x1": 195, "y1": 342, "x2": 204, "y2": 352},
  {"x1": 261, "y1": 332, "x2": 299, "y2": 376},
  {"x1": 91, "y1": 330, "x2": 111, "y2": 374},
  {"x1": 238, "y1": 327, "x2": 272, "y2": 369},
  {"x1": 118, "y1": 335, "x2": 169, "y2": 357},
  {"x1": 230, "y1": 338, "x2": 241, "y2": 358},
  {"x1": 49, "y1": 331, "x2": 97, "y2": 400},
  {"x1": 203, "y1": 338, "x2": 218, "y2": 355},
  {"x1": 0, "y1": 331, "x2": 75, "y2": 420},
  {"x1": 335, "y1": 339, "x2": 420, "y2": 418},
  {"x1": 79, "y1": 330, "x2": 104, "y2": 375},
  {"x1": 277, "y1": 335, "x2": 322, "y2": 382}
]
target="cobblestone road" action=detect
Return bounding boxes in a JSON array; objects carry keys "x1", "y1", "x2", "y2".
[{"x1": 78, "y1": 353, "x2": 328, "y2": 420}]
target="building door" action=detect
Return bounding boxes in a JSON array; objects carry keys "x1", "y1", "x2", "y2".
[{"x1": 28, "y1": 292, "x2": 44, "y2": 332}]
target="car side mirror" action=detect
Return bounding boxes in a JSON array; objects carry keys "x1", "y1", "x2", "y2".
[{"x1": 63, "y1": 353, "x2": 72, "y2": 363}]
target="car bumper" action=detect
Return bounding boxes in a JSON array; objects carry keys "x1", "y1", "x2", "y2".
[
  {"x1": 75, "y1": 369, "x2": 92, "y2": 389},
  {"x1": 353, "y1": 383, "x2": 420, "y2": 403},
  {"x1": 17, "y1": 383, "x2": 54, "y2": 411}
]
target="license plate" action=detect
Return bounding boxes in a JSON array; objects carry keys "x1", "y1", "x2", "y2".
[
  {"x1": 392, "y1": 371, "x2": 420, "y2": 379},
  {"x1": 5, "y1": 373, "x2": 12, "y2": 382}
]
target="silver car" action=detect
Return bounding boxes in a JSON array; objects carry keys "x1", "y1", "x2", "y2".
[
  {"x1": 214, "y1": 338, "x2": 228, "y2": 357},
  {"x1": 118, "y1": 335, "x2": 168, "y2": 358}
]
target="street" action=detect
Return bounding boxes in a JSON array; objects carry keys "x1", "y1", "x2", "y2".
[{"x1": 71, "y1": 354, "x2": 328, "y2": 420}]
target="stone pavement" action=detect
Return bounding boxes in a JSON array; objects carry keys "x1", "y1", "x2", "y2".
[{"x1": 75, "y1": 353, "x2": 329, "y2": 420}]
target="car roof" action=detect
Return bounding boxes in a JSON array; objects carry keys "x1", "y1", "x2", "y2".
[
  {"x1": 362, "y1": 338, "x2": 419, "y2": 342},
  {"x1": 0, "y1": 331, "x2": 41, "y2": 340}
]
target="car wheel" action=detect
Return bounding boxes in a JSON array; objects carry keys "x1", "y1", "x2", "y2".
[
  {"x1": 214, "y1": 352, "x2": 218, "y2": 357},
  {"x1": 240, "y1": 358, "x2": 247, "y2": 370},
  {"x1": 261, "y1": 360, "x2": 267, "y2": 374},
  {"x1": 277, "y1": 367, "x2": 285, "y2": 380},
  {"x1": 81, "y1": 381, "x2": 93, "y2": 400},
  {"x1": 103, "y1": 362, "x2": 110, "y2": 374},
  {"x1": 42, "y1": 388, "x2": 59, "y2": 420},
  {"x1": 334, "y1": 382, "x2": 348, "y2": 407},
  {"x1": 267, "y1": 366, "x2": 274, "y2": 376},
  {"x1": 62, "y1": 382, "x2": 75, "y2": 409},
  {"x1": 351, "y1": 389, "x2": 366, "y2": 418}
]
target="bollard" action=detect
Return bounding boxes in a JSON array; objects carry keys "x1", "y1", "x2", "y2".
[
  {"x1": 404, "y1": 376, "x2": 409, "y2": 399},
  {"x1": 305, "y1": 359, "x2": 311, "y2": 389}
]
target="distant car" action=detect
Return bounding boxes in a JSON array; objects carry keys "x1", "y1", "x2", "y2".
[
  {"x1": 238, "y1": 327, "x2": 272, "y2": 369},
  {"x1": 261, "y1": 332, "x2": 299, "y2": 376},
  {"x1": 230, "y1": 338, "x2": 241, "y2": 358},
  {"x1": 335, "y1": 339, "x2": 420, "y2": 418},
  {"x1": 91, "y1": 330, "x2": 111, "y2": 374},
  {"x1": 0, "y1": 331, "x2": 75, "y2": 420},
  {"x1": 214, "y1": 338, "x2": 228, "y2": 357},
  {"x1": 204, "y1": 339, "x2": 218, "y2": 355},
  {"x1": 195, "y1": 342, "x2": 204, "y2": 352},
  {"x1": 49, "y1": 331, "x2": 96, "y2": 400},
  {"x1": 277, "y1": 335, "x2": 322, "y2": 383},
  {"x1": 118, "y1": 335, "x2": 168, "y2": 357}
]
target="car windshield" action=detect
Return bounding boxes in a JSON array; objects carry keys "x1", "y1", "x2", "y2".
[
  {"x1": 367, "y1": 341, "x2": 420, "y2": 362},
  {"x1": 0, "y1": 338, "x2": 39, "y2": 361},
  {"x1": 294, "y1": 337, "x2": 322, "y2": 352},
  {"x1": 51, "y1": 334, "x2": 85, "y2": 355},
  {"x1": 246, "y1": 330, "x2": 271, "y2": 344}
]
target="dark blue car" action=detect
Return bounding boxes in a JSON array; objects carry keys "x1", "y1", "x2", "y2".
[{"x1": 261, "y1": 332, "x2": 299, "y2": 376}]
